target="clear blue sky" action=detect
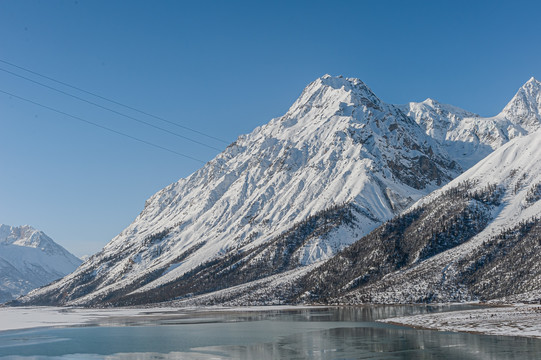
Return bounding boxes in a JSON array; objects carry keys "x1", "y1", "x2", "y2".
[{"x1": 1, "y1": 0, "x2": 540, "y2": 257}]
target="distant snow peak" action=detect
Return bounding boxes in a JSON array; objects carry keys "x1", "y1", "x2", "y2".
[
  {"x1": 1, "y1": 224, "x2": 49, "y2": 248},
  {"x1": 0, "y1": 224, "x2": 81, "y2": 303}
]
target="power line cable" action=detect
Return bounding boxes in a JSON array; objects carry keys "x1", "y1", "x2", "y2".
[
  {"x1": 0, "y1": 88, "x2": 207, "y2": 164},
  {"x1": 0, "y1": 66, "x2": 224, "y2": 152},
  {"x1": 0, "y1": 58, "x2": 228, "y2": 144}
]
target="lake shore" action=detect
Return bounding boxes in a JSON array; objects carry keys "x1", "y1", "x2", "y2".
[
  {"x1": 3, "y1": 304, "x2": 541, "y2": 340},
  {"x1": 380, "y1": 304, "x2": 541, "y2": 339},
  {"x1": 0, "y1": 305, "x2": 324, "y2": 332}
]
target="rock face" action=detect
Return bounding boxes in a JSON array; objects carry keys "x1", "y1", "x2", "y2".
[
  {"x1": 0, "y1": 224, "x2": 82, "y2": 302},
  {"x1": 17, "y1": 76, "x2": 541, "y2": 307}
]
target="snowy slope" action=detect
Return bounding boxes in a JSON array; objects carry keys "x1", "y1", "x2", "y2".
[
  {"x1": 323, "y1": 129, "x2": 541, "y2": 304},
  {"x1": 18, "y1": 76, "x2": 541, "y2": 307},
  {"x1": 0, "y1": 224, "x2": 82, "y2": 302}
]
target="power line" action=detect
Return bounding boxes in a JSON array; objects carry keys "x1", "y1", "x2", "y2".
[
  {"x1": 0, "y1": 58, "x2": 229, "y2": 144},
  {"x1": 0, "y1": 66, "x2": 224, "y2": 152},
  {"x1": 0, "y1": 88, "x2": 208, "y2": 164}
]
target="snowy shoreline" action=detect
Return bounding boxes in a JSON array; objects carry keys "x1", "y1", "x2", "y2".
[
  {"x1": 0, "y1": 305, "x2": 323, "y2": 333},
  {"x1": 380, "y1": 304, "x2": 541, "y2": 339}
]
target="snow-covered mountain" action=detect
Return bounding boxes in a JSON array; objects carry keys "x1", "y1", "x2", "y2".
[
  {"x1": 17, "y1": 75, "x2": 541, "y2": 307},
  {"x1": 0, "y1": 224, "x2": 82, "y2": 302}
]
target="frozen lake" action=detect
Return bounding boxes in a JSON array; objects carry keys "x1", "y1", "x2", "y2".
[{"x1": 1, "y1": 306, "x2": 540, "y2": 359}]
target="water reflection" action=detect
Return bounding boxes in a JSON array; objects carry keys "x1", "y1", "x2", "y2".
[
  {"x1": 208, "y1": 325, "x2": 541, "y2": 360},
  {"x1": 0, "y1": 306, "x2": 539, "y2": 360}
]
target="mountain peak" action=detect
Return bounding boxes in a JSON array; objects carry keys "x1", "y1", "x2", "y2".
[
  {"x1": 318, "y1": 74, "x2": 366, "y2": 87},
  {"x1": 1, "y1": 224, "x2": 57, "y2": 251},
  {"x1": 420, "y1": 98, "x2": 443, "y2": 108},
  {"x1": 285, "y1": 75, "x2": 383, "y2": 120},
  {"x1": 500, "y1": 77, "x2": 541, "y2": 130},
  {"x1": 316, "y1": 74, "x2": 375, "y2": 98},
  {"x1": 521, "y1": 76, "x2": 541, "y2": 91}
]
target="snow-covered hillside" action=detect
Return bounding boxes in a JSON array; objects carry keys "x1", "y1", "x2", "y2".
[
  {"x1": 181, "y1": 127, "x2": 541, "y2": 307},
  {"x1": 0, "y1": 224, "x2": 82, "y2": 302},
  {"x1": 17, "y1": 76, "x2": 541, "y2": 307},
  {"x1": 303, "y1": 128, "x2": 541, "y2": 304}
]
